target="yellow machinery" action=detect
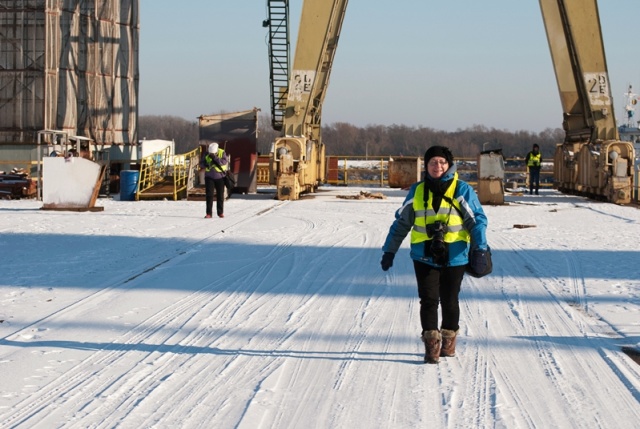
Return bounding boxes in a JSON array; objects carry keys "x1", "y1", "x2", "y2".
[
  {"x1": 137, "y1": 146, "x2": 201, "y2": 201},
  {"x1": 264, "y1": 0, "x2": 348, "y2": 200},
  {"x1": 539, "y1": 0, "x2": 634, "y2": 204}
]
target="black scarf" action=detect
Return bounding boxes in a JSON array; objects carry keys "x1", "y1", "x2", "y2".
[{"x1": 425, "y1": 175, "x2": 454, "y2": 213}]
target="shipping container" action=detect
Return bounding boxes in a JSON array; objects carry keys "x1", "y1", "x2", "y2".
[{"x1": 198, "y1": 109, "x2": 259, "y2": 194}]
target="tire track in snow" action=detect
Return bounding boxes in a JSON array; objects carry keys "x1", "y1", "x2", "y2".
[
  {"x1": 127, "y1": 206, "x2": 346, "y2": 427},
  {"x1": 3, "y1": 269, "x2": 246, "y2": 427},
  {"x1": 232, "y1": 207, "x2": 416, "y2": 428},
  {"x1": 0, "y1": 201, "x2": 290, "y2": 427},
  {"x1": 0, "y1": 200, "x2": 287, "y2": 343},
  {"x1": 104, "y1": 204, "x2": 321, "y2": 426},
  {"x1": 234, "y1": 223, "x2": 381, "y2": 426},
  {"x1": 518, "y1": 255, "x2": 640, "y2": 421},
  {"x1": 445, "y1": 295, "x2": 508, "y2": 428},
  {"x1": 457, "y1": 232, "x2": 640, "y2": 427},
  {"x1": 449, "y1": 232, "x2": 565, "y2": 428},
  {"x1": 122, "y1": 208, "x2": 328, "y2": 427},
  {"x1": 496, "y1": 233, "x2": 604, "y2": 426}
]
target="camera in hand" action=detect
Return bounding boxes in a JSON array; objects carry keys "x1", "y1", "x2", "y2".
[{"x1": 426, "y1": 221, "x2": 447, "y2": 256}]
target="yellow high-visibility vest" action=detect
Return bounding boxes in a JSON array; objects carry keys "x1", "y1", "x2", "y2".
[
  {"x1": 527, "y1": 152, "x2": 541, "y2": 168},
  {"x1": 411, "y1": 174, "x2": 470, "y2": 245},
  {"x1": 205, "y1": 149, "x2": 228, "y2": 173}
]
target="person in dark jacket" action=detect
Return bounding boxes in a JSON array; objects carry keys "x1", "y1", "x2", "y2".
[
  {"x1": 200, "y1": 142, "x2": 228, "y2": 218},
  {"x1": 380, "y1": 145, "x2": 489, "y2": 363},
  {"x1": 525, "y1": 144, "x2": 542, "y2": 195}
]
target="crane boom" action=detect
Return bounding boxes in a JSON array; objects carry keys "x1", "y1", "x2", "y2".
[
  {"x1": 283, "y1": 0, "x2": 348, "y2": 140},
  {"x1": 539, "y1": 0, "x2": 634, "y2": 203},
  {"x1": 539, "y1": 0, "x2": 617, "y2": 142},
  {"x1": 266, "y1": 0, "x2": 348, "y2": 200}
]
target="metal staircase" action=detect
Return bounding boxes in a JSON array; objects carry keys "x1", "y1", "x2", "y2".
[
  {"x1": 264, "y1": 0, "x2": 290, "y2": 131},
  {"x1": 136, "y1": 147, "x2": 201, "y2": 201}
]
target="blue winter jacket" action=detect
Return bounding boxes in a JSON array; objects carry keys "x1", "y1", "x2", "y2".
[{"x1": 382, "y1": 164, "x2": 488, "y2": 267}]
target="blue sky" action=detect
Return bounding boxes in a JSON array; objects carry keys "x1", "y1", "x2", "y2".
[{"x1": 139, "y1": 0, "x2": 640, "y2": 132}]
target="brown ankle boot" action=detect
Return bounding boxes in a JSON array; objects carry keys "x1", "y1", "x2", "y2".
[
  {"x1": 440, "y1": 329, "x2": 458, "y2": 357},
  {"x1": 421, "y1": 330, "x2": 442, "y2": 364}
]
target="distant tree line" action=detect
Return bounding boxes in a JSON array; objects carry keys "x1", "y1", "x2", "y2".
[
  {"x1": 138, "y1": 115, "x2": 198, "y2": 155},
  {"x1": 319, "y1": 123, "x2": 565, "y2": 159},
  {"x1": 139, "y1": 114, "x2": 564, "y2": 160}
]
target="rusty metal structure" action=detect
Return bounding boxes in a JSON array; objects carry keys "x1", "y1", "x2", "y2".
[{"x1": 0, "y1": 0, "x2": 139, "y2": 146}]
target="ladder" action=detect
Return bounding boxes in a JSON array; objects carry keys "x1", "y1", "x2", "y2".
[{"x1": 264, "y1": 0, "x2": 290, "y2": 131}]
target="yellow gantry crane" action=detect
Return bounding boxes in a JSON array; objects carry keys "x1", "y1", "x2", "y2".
[
  {"x1": 264, "y1": 0, "x2": 634, "y2": 203},
  {"x1": 264, "y1": 0, "x2": 348, "y2": 200},
  {"x1": 539, "y1": 0, "x2": 635, "y2": 204}
]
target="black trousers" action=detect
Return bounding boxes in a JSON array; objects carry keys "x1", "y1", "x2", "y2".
[
  {"x1": 529, "y1": 168, "x2": 540, "y2": 193},
  {"x1": 413, "y1": 260, "x2": 466, "y2": 332},
  {"x1": 205, "y1": 177, "x2": 225, "y2": 216}
]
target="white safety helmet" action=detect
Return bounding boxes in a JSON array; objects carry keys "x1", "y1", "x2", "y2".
[{"x1": 208, "y1": 142, "x2": 219, "y2": 154}]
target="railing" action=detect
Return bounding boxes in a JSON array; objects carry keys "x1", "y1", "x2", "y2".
[
  {"x1": 136, "y1": 146, "x2": 201, "y2": 201},
  {"x1": 257, "y1": 155, "x2": 558, "y2": 188},
  {"x1": 323, "y1": 156, "x2": 555, "y2": 189},
  {"x1": 0, "y1": 160, "x2": 38, "y2": 173},
  {"x1": 257, "y1": 155, "x2": 271, "y2": 185},
  {"x1": 326, "y1": 156, "x2": 387, "y2": 186},
  {"x1": 171, "y1": 147, "x2": 201, "y2": 200},
  {"x1": 137, "y1": 146, "x2": 171, "y2": 196}
]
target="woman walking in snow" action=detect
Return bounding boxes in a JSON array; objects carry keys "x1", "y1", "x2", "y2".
[{"x1": 380, "y1": 146, "x2": 490, "y2": 363}]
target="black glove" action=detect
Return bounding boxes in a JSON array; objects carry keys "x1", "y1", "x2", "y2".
[
  {"x1": 381, "y1": 252, "x2": 395, "y2": 271},
  {"x1": 466, "y1": 247, "x2": 492, "y2": 278}
]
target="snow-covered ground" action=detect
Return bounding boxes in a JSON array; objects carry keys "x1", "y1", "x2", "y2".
[{"x1": 0, "y1": 187, "x2": 639, "y2": 428}]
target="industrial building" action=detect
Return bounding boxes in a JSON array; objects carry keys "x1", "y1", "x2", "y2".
[{"x1": 0, "y1": 0, "x2": 139, "y2": 174}]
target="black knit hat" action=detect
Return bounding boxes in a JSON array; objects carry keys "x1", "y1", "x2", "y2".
[{"x1": 424, "y1": 146, "x2": 454, "y2": 165}]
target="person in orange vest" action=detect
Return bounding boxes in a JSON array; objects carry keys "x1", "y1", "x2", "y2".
[
  {"x1": 526, "y1": 144, "x2": 542, "y2": 195},
  {"x1": 200, "y1": 142, "x2": 228, "y2": 218}
]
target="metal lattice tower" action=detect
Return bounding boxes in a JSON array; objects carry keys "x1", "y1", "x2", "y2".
[{"x1": 264, "y1": 0, "x2": 290, "y2": 131}]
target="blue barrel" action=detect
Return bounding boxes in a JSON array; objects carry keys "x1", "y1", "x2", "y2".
[{"x1": 120, "y1": 170, "x2": 139, "y2": 201}]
